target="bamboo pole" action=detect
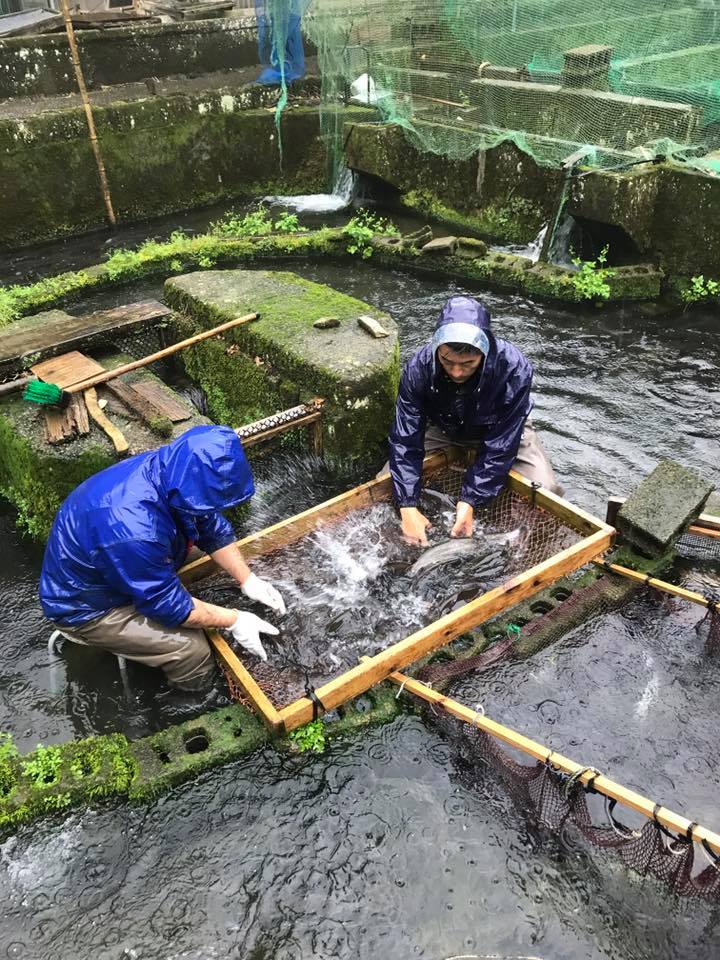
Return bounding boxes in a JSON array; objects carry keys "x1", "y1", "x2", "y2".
[
  {"x1": 60, "y1": 314, "x2": 258, "y2": 394},
  {"x1": 59, "y1": 0, "x2": 116, "y2": 226},
  {"x1": 388, "y1": 670, "x2": 720, "y2": 855},
  {"x1": 597, "y1": 560, "x2": 718, "y2": 611}
]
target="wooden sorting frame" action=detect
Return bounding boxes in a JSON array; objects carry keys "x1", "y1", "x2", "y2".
[{"x1": 179, "y1": 447, "x2": 615, "y2": 735}]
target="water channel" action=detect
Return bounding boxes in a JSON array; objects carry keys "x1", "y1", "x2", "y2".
[{"x1": 0, "y1": 215, "x2": 718, "y2": 959}]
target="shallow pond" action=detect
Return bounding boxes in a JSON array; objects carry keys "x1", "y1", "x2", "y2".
[{"x1": 0, "y1": 237, "x2": 718, "y2": 959}]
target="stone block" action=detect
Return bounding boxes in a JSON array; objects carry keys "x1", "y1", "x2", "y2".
[
  {"x1": 617, "y1": 460, "x2": 714, "y2": 556},
  {"x1": 562, "y1": 44, "x2": 613, "y2": 91},
  {"x1": 421, "y1": 236, "x2": 458, "y2": 255}
]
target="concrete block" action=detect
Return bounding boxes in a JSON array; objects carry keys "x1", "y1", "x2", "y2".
[{"x1": 617, "y1": 459, "x2": 714, "y2": 556}]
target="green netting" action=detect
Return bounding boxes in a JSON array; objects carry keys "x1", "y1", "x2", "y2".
[{"x1": 297, "y1": 0, "x2": 720, "y2": 172}]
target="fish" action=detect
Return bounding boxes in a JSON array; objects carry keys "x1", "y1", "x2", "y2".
[{"x1": 408, "y1": 537, "x2": 485, "y2": 577}]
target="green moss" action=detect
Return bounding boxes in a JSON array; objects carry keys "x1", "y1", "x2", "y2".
[
  {"x1": 0, "y1": 405, "x2": 112, "y2": 539},
  {"x1": 0, "y1": 733, "x2": 136, "y2": 835},
  {"x1": 402, "y1": 188, "x2": 544, "y2": 244},
  {"x1": 147, "y1": 415, "x2": 174, "y2": 439}
]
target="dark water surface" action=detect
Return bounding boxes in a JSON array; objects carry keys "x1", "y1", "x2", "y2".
[{"x1": 0, "y1": 250, "x2": 718, "y2": 959}]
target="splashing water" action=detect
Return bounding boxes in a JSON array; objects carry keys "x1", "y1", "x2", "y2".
[{"x1": 200, "y1": 492, "x2": 518, "y2": 686}]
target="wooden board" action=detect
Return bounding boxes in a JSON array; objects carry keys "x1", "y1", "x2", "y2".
[
  {"x1": 31, "y1": 351, "x2": 105, "y2": 389},
  {"x1": 207, "y1": 629, "x2": 284, "y2": 734},
  {"x1": 104, "y1": 380, "x2": 169, "y2": 425},
  {"x1": 277, "y1": 527, "x2": 613, "y2": 732},
  {"x1": 2, "y1": 301, "x2": 170, "y2": 366},
  {"x1": 131, "y1": 379, "x2": 192, "y2": 422},
  {"x1": 389, "y1": 671, "x2": 720, "y2": 855},
  {"x1": 84, "y1": 387, "x2": 129, "y2": 456},
  {"x1": 44, "y1": 394, "x2": 90, "y2": 444}
]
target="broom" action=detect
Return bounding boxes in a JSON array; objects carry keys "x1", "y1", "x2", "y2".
[{"x1": 22, "y1": 313, "x2": 259, "y2": 407}]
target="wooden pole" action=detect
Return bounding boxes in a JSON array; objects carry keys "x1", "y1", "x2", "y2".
[
  {"x1": 388, "y1": 670, "x2": 720, "y2": 855},
  {"x1": 59, "y1": 0, "x2": 116, "y2": 226},
  {"x1": 597, "y1": 560, "x2": 718, "y2": 611},
  {"x1": 61, "y1": 314, "x2": 258, "y2": 394},
  {"x1": 206, "y1": 629, "x2": 285, "y2": 735}
]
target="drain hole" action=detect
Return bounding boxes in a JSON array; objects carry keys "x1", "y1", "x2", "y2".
[
  {"x1": 233, "y1": 727, "x2": 243, "y2": 738},
  {"x1": 76, "y1": 757, "x2": 94, "y2": 777},
  {"x1": 183, "y1": 730, "x2": 210, "y2": 754},
  {"x1": 530, "y1": 601, "x2": 554, "y2": 615},
  {"x1": 550, "y1": 587, "x2": 572, "y2": 601},
  {"x1": 156, "y1": 750, "x2": 171, "y2": 765}
]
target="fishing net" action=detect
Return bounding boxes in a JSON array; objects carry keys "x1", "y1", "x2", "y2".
[
  {"x1": 431, "y1": 709, "x2": 720, "y2": 901},
  {"x1": 290, "y1": 0, "x2": 720, "y2": 174},
  {"x1": 207, "y1": 459, "x2": 584, "y2": 710}
]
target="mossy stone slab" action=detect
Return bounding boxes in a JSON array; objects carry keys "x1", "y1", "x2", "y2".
[
  {"x1": 617, "y1": 459, "x2": 713, "y2": 557},
  {"x1": 165, "y1": 269, "x2": 401, "y2": 458}
]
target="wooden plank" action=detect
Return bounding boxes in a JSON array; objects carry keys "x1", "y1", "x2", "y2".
[
  {"x1": 277, "y1": 527, "x2": 613, "y2": 732},
  {"x1": 507, "y1": 469, "x2": 613, "y2": 537},
  {"x1": 104, "y1": 380, "x2": 169, "y2": 425},
  {"x1": 31, "y1": 351, "x2": 105, "y2": 389},
  {"x1": 207, "y1": 629, "x2": 284, "y2": 734},
  {"x1": 388, "y1": 671, "x2": 720, "y2": 855},
  {"x1": 84, "y1": 387, "x2": 129, "y2": 456},
  {"x1": 240, "y1": 411, "x2": 324, "y2": 449},
  {"x1": 131, "y1": 380, "x2": 193, "y2": 422},
  {"x1": 688, "y1": 523, "x2": 720, "y2": 540},
  {"x1": 178, "y1": 448, "x2": 463, "y2": 586},
  {"x1": 2, "y1": 301, "x2": 170, "y2": 366},
  {"x1": 44, "y1": 393, "x2": 90, "y2": 444}
]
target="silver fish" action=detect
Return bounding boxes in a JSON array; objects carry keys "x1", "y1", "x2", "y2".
[{"x1": 409, "y1": 538, "x2": 483, "y2": 577}]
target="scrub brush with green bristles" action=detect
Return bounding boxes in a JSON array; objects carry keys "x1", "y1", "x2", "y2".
[{"x1": 23, "y1": 381, "x2": 71, "y2": 407}]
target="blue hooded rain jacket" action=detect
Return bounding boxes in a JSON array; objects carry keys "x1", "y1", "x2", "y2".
[
  {"x1": 40, "y1": 425, "x2": 255, "y2": 628},
  {"x1": 389, "y1": 296, "x2": 533, "y2": 509}
]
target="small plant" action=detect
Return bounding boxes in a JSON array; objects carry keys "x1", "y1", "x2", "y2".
[
  {"x1": 289, "y1": 720, "x2": 326, "y2": 754},
  {"x1": 570, "y1": 245, "x2": 614, "y2": 300},
  {"x1": 680, "y1": 274, "x2": 720, "y2": 305},
  {"x1": 342, "y1": 209, "x2": 399, "y2": 259},
  {"x1": 274, "y1": 212, "x2": 304, "y2": 233},
  {"x1": 458, "y1": 88, "x2": 471, "y2": 107},
  {"x1": 209, "y1": 207, "x2": 274, "y2": 238},
  {"x1": 21, "y1": 743, "x2": 63, "y2": 787},
  {"x1": 0, "y1": 732, "x2": 18, "y2": 796}
]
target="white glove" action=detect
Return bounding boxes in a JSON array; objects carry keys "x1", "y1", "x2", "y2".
[
  {"x1": 228, "y1": 611, "x2": 279, "y2": 662},
  {"x1": 241, "y1": 572, "x2": 287, "y2": 615}
]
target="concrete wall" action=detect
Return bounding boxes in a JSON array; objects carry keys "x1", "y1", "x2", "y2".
[
  {"x1": 0, "y1": 18, "x2": 259, "y2": 99},
  {"x1": 344, "y1": 120, "x2": 720, "y2": 278},
  {"x1": 0, "y1": 96, "x2": 327, "y2": 250}
]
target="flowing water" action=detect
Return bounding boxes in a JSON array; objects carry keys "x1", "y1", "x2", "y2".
[{"x1": 0, "y1": 243, "x2": 718, "y2": 958}]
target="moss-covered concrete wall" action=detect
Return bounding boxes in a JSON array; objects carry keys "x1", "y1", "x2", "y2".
[
  {"x1": 165, "y1": 268, "x2": 401, "y2": 460},
  {"x1": 0, "y1": 99, "x2": 326, "y2": 251},
  {"x1": 0, "y1": 18, "x2": 259, "y2": 99},
  {"x1": 345, "y1": 120, "x2": 720, "y2": 278}
]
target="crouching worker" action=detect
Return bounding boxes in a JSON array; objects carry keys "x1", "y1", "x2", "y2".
[
  {"x1": 40, "y1": 425, "x2": 285, "y2": 692},
  {"x1": 389, "y1": 295, "x2": 562, "y2": 546}
]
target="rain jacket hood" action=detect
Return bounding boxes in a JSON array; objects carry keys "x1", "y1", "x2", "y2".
[
  {"x1": 40, "y1": 426, "x2": 254, "y2": 628},
  {"x1": 160, "y1": 425, "x2": 254, "y2": 516},
  {"x1": 389, "y1": 296, "x2": 533, "y2": 509}
]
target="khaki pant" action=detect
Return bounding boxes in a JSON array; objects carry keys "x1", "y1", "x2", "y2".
[
  {"x1": 54, "y1": 605, "x2": 216, "y2": 692},
  {"x1": 382, "y1": 419, "x2": 563, "y2": 495}
]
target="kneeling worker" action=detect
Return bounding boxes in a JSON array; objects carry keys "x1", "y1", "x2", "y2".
[
  {"x1": 389, "y1": 295, "x2": 562, "y2": 546},
  {"x1": 40, "y1": 425, "x2": 284, "y2": 691}
]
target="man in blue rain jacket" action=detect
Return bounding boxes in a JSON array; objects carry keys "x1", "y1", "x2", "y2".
[
  {"x1": 40, "y1": 425, "x2": 286, "y2": 691},
  {"x1": 388, "y1": 296, "x2": 562, "y2": 546}
]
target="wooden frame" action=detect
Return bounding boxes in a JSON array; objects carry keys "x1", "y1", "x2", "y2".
[{"x1": 182, "y1": 450, "x2": 615, "y2": 733}]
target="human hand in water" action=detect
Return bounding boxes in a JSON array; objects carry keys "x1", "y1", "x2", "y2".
[
  {"x1": 451, "y1": 501, "x2": 474, "y2": 538},
  {"x1": 400, "y1": 506, "x2": 432, "y2": 546},
  {"x1": 228, "y1": 610, "x2": 279, "y2": 661},
  {"x1": 241, "y1": 572, "x2": 287, "y2": 615}
]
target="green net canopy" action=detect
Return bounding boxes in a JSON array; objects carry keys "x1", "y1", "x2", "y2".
[{"x1": 300, "y1": 0, "x2": 720, "y2": 172}]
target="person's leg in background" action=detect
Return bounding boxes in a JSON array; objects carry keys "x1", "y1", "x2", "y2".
[{"x1": 513, "y1": 420, "x2": 564, "y2": 495}]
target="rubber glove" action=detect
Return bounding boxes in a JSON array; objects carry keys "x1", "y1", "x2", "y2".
[
  {"x1": 228, "y1": 611, "x2": 279, "y2": 661},
  {"x1": 241, "y1": 572, "x2": 287, "y2": 615}
]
